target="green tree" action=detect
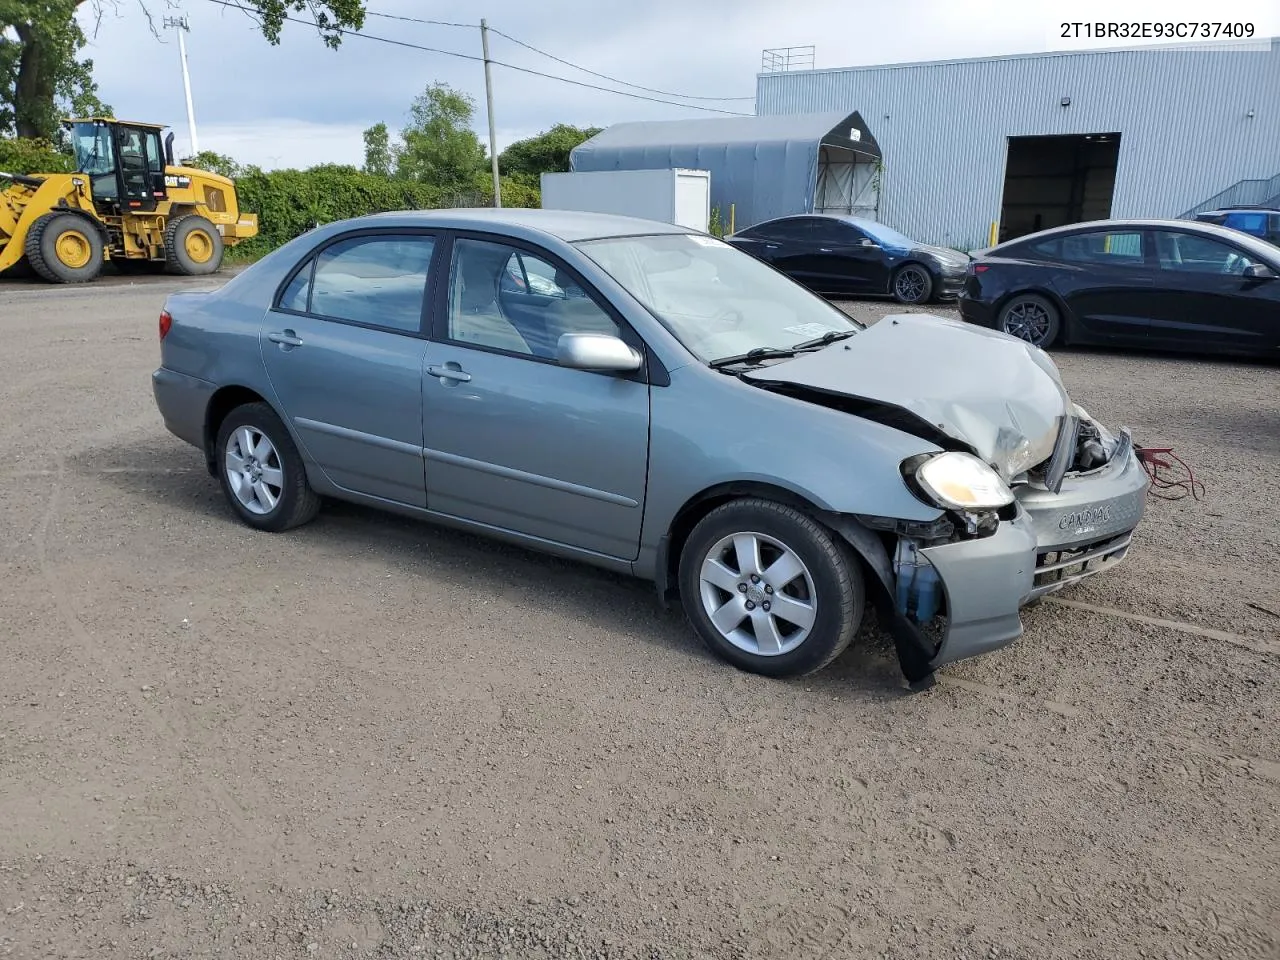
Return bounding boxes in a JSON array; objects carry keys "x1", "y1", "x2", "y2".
[
  {"x1": 0, "y1": 0, "x2": 111, "y2": 141},
  {"x1": 0, "y1": 0, "x2": 365, "y2": 143},
  {"x1": 187, "y1": 150, "x2": 243, "y2": 179},
  {"x1": 498, "y1": 123, "x2": 600, "y2": 180},
  {"x1": 393, "y1": 81, "x2": 486, "y2": 190},
  {"x1": 361, "y1": 120, "x2": 391, "y2": 177}
]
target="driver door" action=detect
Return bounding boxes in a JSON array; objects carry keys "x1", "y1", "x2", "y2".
[
  {"x1": 421, "y1": 234, "x2": 652, "y2": 561},
  {"x1": 1147, "y1": 229, "x2": 1279, "y2": 351}
]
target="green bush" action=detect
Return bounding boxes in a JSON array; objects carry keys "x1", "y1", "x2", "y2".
[
  {"x1": 0, "y1": 137, "x2": 75, "y2": 175},
  {"x1": 228, "y1": 166, "x2": 542, "y2": 261}
]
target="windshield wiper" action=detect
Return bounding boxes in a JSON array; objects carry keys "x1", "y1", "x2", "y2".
[
  {"x1": 708, "y1": 346, "x2": 798, "y2": 369},
  {"x1": 791, "y1": 329, "x2": 858, "y2": 350}
]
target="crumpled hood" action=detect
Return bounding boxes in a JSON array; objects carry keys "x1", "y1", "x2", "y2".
[{"x1": 742, "y1": 312, "x2": 1073, "y2": 480}]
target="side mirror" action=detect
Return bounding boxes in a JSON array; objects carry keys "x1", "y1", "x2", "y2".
[
  {"x1": 858, "y1": 237, "x2": 880, "y2": 249},
  {"x1": 1242, "y1": 262, "x2": 1275, "y2": 280},
  {"x1": 557, "y1": 333, "x2": 643, "y2": 373}
]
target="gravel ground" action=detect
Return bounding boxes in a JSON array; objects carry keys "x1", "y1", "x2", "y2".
[{"x1": 0, "y1": 278, "x2": 1277, "y2": 960}]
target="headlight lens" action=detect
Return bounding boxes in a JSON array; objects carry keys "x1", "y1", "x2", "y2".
[{"x1": 913, "y1": 452, "x2": 1015, "y2": 510}]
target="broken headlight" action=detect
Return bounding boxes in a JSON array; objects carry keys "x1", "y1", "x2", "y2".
[{"x1": 907, "y1": 452, "x2": 1015, "y2": 511}]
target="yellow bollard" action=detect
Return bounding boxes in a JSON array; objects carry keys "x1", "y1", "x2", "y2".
[
  {"x1": 989, "y1": 221, "x2": 998, "y2": 247},
  {"x1": 729, "y1": 203, "x2": 735, "y2": 235}
]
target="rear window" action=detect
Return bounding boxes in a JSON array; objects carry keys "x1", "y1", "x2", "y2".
[{"x1": 1028, "y1": 231, "x2": 1144, "y2": 264}]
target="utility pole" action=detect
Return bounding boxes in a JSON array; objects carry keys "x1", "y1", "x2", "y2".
[
  {"x1": 164, "y1": 15, "x2": 199, "y2": 159},
  {"x1": 480, "y1": 19, "x2": 501, "y2": 208}
]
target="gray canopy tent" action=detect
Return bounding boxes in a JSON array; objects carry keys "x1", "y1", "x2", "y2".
[{"x1": 568, "y1": 110, "x2": 883, "y2": 230}]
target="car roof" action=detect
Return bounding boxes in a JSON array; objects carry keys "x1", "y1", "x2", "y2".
[
  {"x1": 1196, "y1": 208, "x2": 1277, "y2": 216},
  {"x1": 988, "y1": 217, "x2": 1280, "y2": 260},
  {"x1": 341, "y1": 207, "x2": 695, "y2": 243}
]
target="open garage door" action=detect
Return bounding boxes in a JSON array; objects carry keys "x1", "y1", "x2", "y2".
[{"x1": 998, "y1": 133, "x2": 1121, "y2": 242}]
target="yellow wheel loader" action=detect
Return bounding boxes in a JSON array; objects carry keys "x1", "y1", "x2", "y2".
[{"x1": 0, "y1": 117, "x2": 258, "y2": 284}]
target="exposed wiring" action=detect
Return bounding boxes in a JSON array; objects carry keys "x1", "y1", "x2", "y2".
[
  {"x1": 1135, "y1": 445, "x2": 1206, "y2": 501},
  {"x1": 204, "y1": 0, "x2": 753, "y2": 115}
]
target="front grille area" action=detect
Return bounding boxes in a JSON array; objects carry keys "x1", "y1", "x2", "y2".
[{"x1": 1030, "y1": 531, "x2": 1133, "y2": 599}]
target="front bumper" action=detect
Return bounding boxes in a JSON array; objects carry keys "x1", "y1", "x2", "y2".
[
  {"x1": 1014, "y1": 431, "x2": 1149, "y2": 600},
  {"x1": 894, "y1": 433, "x2": 1147, "y2": 673}
]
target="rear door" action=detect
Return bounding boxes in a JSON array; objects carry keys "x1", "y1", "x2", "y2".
[
  {"x1": 1034, "y1": 228, "x2": 1161, "y2": 344},
  {"x1": 1147, "y1": 228, "x2": 1280, "y2": 352},
  {"x1": 259, "y1": 231, "x2": 439, "y2": 507}
]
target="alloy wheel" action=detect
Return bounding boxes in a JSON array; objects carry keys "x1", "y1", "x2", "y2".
[
  {"x1": 224, "y1": 425, "x2": 285, "y2": 515},
  {"x1": 1002, "y1": 299, "x2": 1054, "y2": 345},
  {"x1": 698, "y1": 531, "x2": 818, "y2": 656}
]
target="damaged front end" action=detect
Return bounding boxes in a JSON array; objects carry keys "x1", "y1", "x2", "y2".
[{"x1": 856, "y1": 405, "x2": 1147, "y2": 690}]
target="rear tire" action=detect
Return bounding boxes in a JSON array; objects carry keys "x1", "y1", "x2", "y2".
[
  {"x1": 24, "y1": 212, "x2": 105, "y2": 283},
  {"x1": 997, "y1": 293, "x2": 1061, "y2": 348},
  {"x1": 678, "y1": 499, "x2": 864, "y2": 678},
  {"x1": 215, "y1": 402, "x2": 320, "y2": 532},
  {"x1": 165, "y1": 214, "x2": 224, "y2": 276}
]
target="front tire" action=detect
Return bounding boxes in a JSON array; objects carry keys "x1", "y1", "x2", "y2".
[
  {"x1": 215, "y1": 402, "x2": 320, "y2": 532},
  {"x1": 24, "y1": 212, "x2": 105, "y2": 283},
  {"x1": 678, "y1": 499, "x2": 864, "y2": 678},
  {"x1": 891, "y1": 263, "x2": 933, "y2": 304},
  {"x1": 998, "y1": 293, "x2": 1061, "y2": 348},
  {"x1": 165, "y1": 214, "x2": 225, "y2": 276}
]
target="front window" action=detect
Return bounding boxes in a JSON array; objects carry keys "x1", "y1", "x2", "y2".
[
  {"x1": 576, "y1": 233, "x2": 860, "y2": 364},
  {"x1": 1153, "y1": 231, "x2": 1260, "y2": 275},
  {"x1": 70, "y1": 121, "x2": 115, "y2": 176}
]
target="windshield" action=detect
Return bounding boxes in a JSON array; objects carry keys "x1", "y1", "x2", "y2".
[
  {"x1": 575, "y1": 233, "x2": 861, "y2": 364},
  {"x1": 850, "y1": 218, "x2": 918, "y2": 250},
  {"x1": 70, "y1": 121, "x2": 115, "y2": 176}
]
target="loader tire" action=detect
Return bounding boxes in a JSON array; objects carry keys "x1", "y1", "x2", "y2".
[
  {"x1": 164, "y1": 214, "x2": 224, "y2": 276},
  {"x1": 24, "y1": 213, "x2": 105, "y2": 284}
]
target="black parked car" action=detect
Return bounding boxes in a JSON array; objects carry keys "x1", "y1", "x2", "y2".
[
  {"x1": 959, "y1": 218, "x2": 1280, "y2": 358},
  {"x1": 725, "y1": 214, "x2": 971, "y2": 304},
  {"x1": 1191, "y1": 207, "x2": 1280, "y2": 246}
]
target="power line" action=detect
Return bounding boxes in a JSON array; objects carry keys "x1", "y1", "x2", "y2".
[
  {"x1": 364, "y1": 11, "x2": 474, "y2": 30},
  {"x1": 488, "y1": 27, "x2": 755, "y2": 102},
  {"x1": 361, "y1": 8, "x2": 753, "y2": 102},
  {"x1": 203, "y1": 0, "x2": 752, "y2": 115}
]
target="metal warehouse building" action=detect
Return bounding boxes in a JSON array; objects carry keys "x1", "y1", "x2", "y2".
[{"x1": 752, "y1": 38, "x2": 1280, "y2": 249}]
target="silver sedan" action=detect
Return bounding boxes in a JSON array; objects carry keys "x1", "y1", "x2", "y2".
[{"x1": 151, "y1": 209, "x2": 1148, "y2": 689}]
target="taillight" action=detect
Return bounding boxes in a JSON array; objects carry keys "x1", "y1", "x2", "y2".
[
  {"x1": 973, "y1": 264, "x2": 990, "y2": 273},
  {"x1": 159, "y1": 310, "x2": 172, "y2": 340}
]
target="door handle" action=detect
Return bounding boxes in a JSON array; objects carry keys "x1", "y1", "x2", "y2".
[
  {"x1": 427, "y1": 363, "x2": 472, "y2": 383},
  {"x1": 267, "y1": 330, "x2": 303, "y2": 347},
  {"x1": 819, "y1": 247, "x2": 834, "y2": 253}
]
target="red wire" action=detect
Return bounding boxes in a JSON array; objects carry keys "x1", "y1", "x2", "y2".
[{"x1": 1136, "y1": 446, "x2": 1205, "y2": 501}]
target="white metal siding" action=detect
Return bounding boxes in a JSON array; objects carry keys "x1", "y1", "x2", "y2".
[{"x1": 756, "y1": 40, "x2": 1280, "y2": 248}]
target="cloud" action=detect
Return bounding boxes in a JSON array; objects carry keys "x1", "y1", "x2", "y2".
[{"x1": 75, "y1": 0, "x2": 1277, "y2": 170}]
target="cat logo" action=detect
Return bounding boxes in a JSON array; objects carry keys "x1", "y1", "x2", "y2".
[{"x1": 164, "y1": 174, "x2": 191, "y2": 188}]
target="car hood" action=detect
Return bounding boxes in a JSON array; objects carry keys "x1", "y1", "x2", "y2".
[
  {"x1": 741, "y1": 312, "x2": 1072, "y2": 481},
  {"x1": 916, "y1": 244, "x2": 972, "y2": 269}
]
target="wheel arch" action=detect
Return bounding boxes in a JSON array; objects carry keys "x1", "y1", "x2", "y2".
[
  {"x1": 202, "y1": 384, "x2": 275, "y2": 474},
  {"x1": 47, "y1": 204, "x2": 110, "y2": 243},
  {"x1": 653, "y1": 480, "x2": 894, "y2": 609},
  {"x1": 992, "y1": 286, "x2": 1074, "y2": 344}
]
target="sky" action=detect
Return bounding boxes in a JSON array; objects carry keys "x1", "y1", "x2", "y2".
[{"x1": 77, "y1": 0, "x2": 1279, "y2": 170}]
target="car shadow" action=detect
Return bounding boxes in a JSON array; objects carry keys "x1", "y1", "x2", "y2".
[{"x1": 79, "y1": 435, "x2": 909, "y2": 698}]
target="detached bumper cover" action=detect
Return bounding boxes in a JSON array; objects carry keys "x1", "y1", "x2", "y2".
[{"x1": 920, "y1": 512, "x2": 1037, "y2": 669}]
